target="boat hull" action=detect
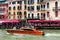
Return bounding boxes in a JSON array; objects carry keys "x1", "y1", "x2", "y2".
[{"x1": 6, "y1": 29, "x2": 44, "y2": 35}]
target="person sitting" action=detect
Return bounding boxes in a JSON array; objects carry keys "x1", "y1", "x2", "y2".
[{"x1": 13, "y1": 26, "x2": 16, "y2": 30}]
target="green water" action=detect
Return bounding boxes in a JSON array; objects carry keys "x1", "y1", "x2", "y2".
[{"x1": 0, "y1": 29, "x2": 60, "y2": 40}]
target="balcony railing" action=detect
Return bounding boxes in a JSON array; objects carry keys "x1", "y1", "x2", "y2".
[
  {"x1": 27, "y1": 18, "x2": 40, "y2": 20},
  {"x1": 53, "y1": 7, "x2": 60, "y2": 11},
  {"x1": 40, "y1": 8, "x2": 46, "y2": 11}
]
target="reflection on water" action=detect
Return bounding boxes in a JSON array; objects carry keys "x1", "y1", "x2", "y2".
[{"x1": 0, "y1": 29, "x2": 60, "y2": 40}]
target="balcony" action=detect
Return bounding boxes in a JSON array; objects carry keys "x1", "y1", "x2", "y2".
[
  {"x1": 40, "y1": 8, "x2": 46, "y2": 11},
  {"x1": 53, "y1": 7, "x2": 60, "y2": 11}
]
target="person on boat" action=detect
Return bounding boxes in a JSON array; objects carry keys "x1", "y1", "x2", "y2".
[{"x1": 13, "y1": 26, "x2": 16, "y2": 30}]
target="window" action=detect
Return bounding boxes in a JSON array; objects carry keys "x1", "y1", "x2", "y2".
[
  {"x1": 24, "y1": 11, "x2": 27, "y2": 15},
  {"x1": 37, "y1": 0, "x2": 40, "y2": 3},
  {"x1": 24, "y1": 11, "x2": 27, "y2": 18},
  {"x1": 13, "y1": 6, "x2": 15, "y2": 10},
  {"x1": 17, "y1": 1, "x2": 22, "y2": 4},
  {"x1": 9, "y1": 7, "x2": 11, "y2": 10},
  {"x1": 31, "y1": 0, "x2": 34, "y2": 4},
  {"x1": 31, "y1": 6, "x2": 34, "y2": 10},
  {"x1": 24, "y1": 0, "x2": 26, "y2": 4},
  {"x1": 9, "y1": 16, "x2": 11, "y2": 19},
  {"x1": 28, "y1": 6, "x2": 34, "y2": 11},
  {"x1": 24, "y1": 5, "x2": 26, "y2": 10},
  {"x1": 47, "y1": 2, "x2": 49, "y2": 8},
  {"x1": 28, "y1": 6, "x2": 30, "y2": 10},
  {"x1": 13, "y1": 12, "x2": 15, "y2": 15},
  {"x1": 23, "y1": 29, "x2": 33, "y2": 31},
  {"x1": 32, "y1": 14, "x2": 34, "y2": 19},
  {"x1": 41, "y1": 5, "x2": 43, "y2": 8},
  {"x1": 55, "y1": 11, "x2": 58, "y2": 17},
  {"x1": 47, "y1": 12, "x2": 49, "y2": 17},
  {"x1": 43, "y1": 5, "x2": 45, "y2": 8},
  {"x1": 41, "y1": 13, "x2": 45, "y2": 20},
  {"x1": 13, "y1": 16, "x2": 15, "y2": 19},
  {"x1": 28, "y1": 0, "x2": 30, "y2": 4},
  {"x1": 37, "y1": 13, "x2": 39, "y2": 19},
  {"x1": 55, "y1": 1, "x2": 58, "y2": 9},
  {"x1": 37, "y1": 6, "x2": 40, "y2": 10},
  {"x1": 6, "y1": 16, "x2": 9, "y2": 19},
  {"x1": 18, "y1": 6, "x2": 21, "y2": 10},
  {"x1": 18, "y1": 16, "x2": 21, "y2": 19},
  {"x1": 8, "y1": 16, "x2": 10, "y2": 19},
  {"x1": 28, "y1": 0, "x2": 34, "y2": 4},
  {"x1": 17, "y1": 12, "x2": 22, "y2": 15},
  {"x1": 28, "y1": 14, "x2": 30, "y2": 18},
  {"x1": 8, "y1": 12, "x2": 11, "y2": 15},
  {"x1": 9, "y1": 2, "x2": 11, "y2": 4},
  {"x1": 41, "y1": 5, "x2": 45, "y2": 8},
  {"x1": 12, "y1": 1, "x2": 16, "y2": 4}
]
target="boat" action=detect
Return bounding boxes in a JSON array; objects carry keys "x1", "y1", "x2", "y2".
[
  {"x1": 6, "y1": 20, "x2": 44, "y2": 35},
  {"x1": 6, "y1": 28, "x2": 44, "y2": 35}
]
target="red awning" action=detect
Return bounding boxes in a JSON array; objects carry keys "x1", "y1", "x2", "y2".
[
  {"x1": 28, "y1": 20, "x2": 60, "y2": 23},
  {"x1": 0, "y1": 20, "x2": 4, "y2": 23},
  {"x1": 28, "y1": 20, "x2": 43, "y2": 23}
]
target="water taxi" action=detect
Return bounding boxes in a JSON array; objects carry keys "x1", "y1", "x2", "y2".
[{"x1": 6, "y1": 28, "x2": 44, "y2": 35}]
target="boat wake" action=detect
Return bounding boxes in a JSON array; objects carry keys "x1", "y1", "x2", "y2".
[
  {"x1": 6, "y1": 33, "x2": 10, "y2": 34},
  {"x1": 45, "y1": 33, "x2": 60, "y2": 36}
]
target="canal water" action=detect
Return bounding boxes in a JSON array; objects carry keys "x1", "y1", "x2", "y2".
[{"x1": 0, "y1": 29, "x2": 60, "y2": 40}]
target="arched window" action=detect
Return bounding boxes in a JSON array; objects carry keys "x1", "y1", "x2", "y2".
[
  {"x1": 13, "y1": 12, "x2": 15, "y2": 15},
  {"x1": 37, "y1": 13, "x2": 39, "y2": 19},
  {"x1": 32, "y1": 14, "x2": 34, "y2": 19},
  {"x1": 24, "y1": 0, "x2": 27, "y2": 4},
  {"x1": 17, "y1": 12, "x2": 22, "y2": 15},
  {"x1": 17, "y1": 12, "x2": 22, "y2": 19},
  {"x1": 18, "y1": 6, "x2": 21, "y2": 10},
  {"x1": 17, "y1": 1, "x2": 22, "y2": 4},
  {"x1": 8, "y1": 12, "x2": 11, "y2": 15},
  {"x1": 24, "y1": 11, "x2": 27, "y2": 15},
  {"x1": 47, "y1": 12, "x2": 49, "y2": 17},
  {"x1": 37, "y1": 6, "x2": 40, "y2": 10},
  {"x1": 24, "y1": 11, "x2": 27, "y2": 18},
  {"x1": 24, "y1": 5, "x2": 26, "y2": 10},
  {"x1": 28, "y1": 14, "x2": 30, "y2": 18},
  {"x1": 55, "y1": 1, "x2": 58, "y2": 8},
  {"x1": 55, "y1": 11, "x2": 58, "y2": 17},
  {"x1": 41, "y1": 13, "x2": 45, "y2": 20},
  {"x1": 37, "y1": 0, "x2": 40, "y2": 3},
  {"x1": 9, "y1": 7, "x2": 11, "y2": 10},
  {"x1": 47, "y1": 2, "x2": 49, "y2": 8},
  {"x1": 13, "y1": 6, "x2": 15, "y2": 10}
]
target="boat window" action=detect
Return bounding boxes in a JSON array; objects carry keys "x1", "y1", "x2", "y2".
[{"x1": 23, "y1": 29, "x2": 33, "y2": 31}]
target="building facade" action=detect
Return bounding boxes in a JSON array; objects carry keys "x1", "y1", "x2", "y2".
[
  {"x1": 0, "y1": 2, "x2": 8, "y2": 20},
  {"x1": 7, "y1": 0, "x2": 60, "y2": 20},
  {"x1": 26, "y1": 0, "x2": 60, "y2": 20},
  {"x1": 47, "y1": 0, "x2": 60, "y2": 20},
  {"x1": 8, "y1": 0, "x2": 27, "y2": 20}
]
